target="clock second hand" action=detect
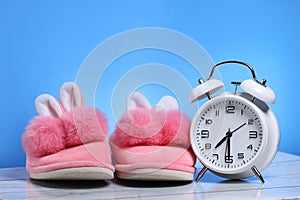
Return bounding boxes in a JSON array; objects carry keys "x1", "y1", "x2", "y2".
[{"x1": 230, "y1": 122, "x2": 247, "y2": 135}]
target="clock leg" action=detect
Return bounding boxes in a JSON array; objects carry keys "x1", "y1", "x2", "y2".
[
  {"x1": 251, "y1": 166, "x2": 265, "y2": 184},
  {"x1": 196, "y1": 166, "x2": 208, "y2": 182}
]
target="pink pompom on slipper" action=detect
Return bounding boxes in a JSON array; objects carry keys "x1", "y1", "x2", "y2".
[
  {"x1": 22, "y1": 82, "x2": 114, "y2": 180},
  {"x1": 109, "y1": 92, "x2": 196, "y2": 181}
]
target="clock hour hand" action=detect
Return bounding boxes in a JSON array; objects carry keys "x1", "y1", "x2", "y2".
[
  {"x1": 215, "y1": 135, "x2": 228, "y2": 149},
  {"x1": 215, "y1": 128, "x2": 230, "y2": 149}
]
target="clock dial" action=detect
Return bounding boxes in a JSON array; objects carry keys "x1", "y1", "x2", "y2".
[{"x1": 191, "y1": 95, "x2": 266, "y2": 174}]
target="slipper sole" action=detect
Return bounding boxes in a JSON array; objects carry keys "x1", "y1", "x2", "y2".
[
  {"x1": 117, "y1": 168, "x2": 194, "y2": 181},
  {"x1": 29, "y1": 167, "x2": 114, "y2": 180}
]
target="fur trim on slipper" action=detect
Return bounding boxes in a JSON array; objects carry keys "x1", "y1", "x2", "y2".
[
  {"x1": 23, "y1": 107, "x2": 109, "y2": 156},
  {"x1": 161, "y1": 109, "x2": 191, "y2": 146},
  {"x1": 110, "y1": 106, "x2": 191, "y2": 148},
  {"x1": 110, "y1": 108, "x2": 164, "y2": 148},
  {"x1": 61, "y1": 107, "x2": 109, "y2": 148},
  {"x1": 22, "y1": 116, "x2": 65, "y2": 157}
]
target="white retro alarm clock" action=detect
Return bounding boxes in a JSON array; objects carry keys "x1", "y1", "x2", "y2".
[{"x1": 189, "y1": 60, "x2": 280, "y2": 183}]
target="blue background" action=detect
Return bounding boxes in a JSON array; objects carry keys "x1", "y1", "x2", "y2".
[{"x1": 1, "y1": 0, "x2": 299, "y2": 168}]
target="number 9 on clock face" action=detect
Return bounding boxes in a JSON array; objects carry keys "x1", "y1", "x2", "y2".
[{"x1": 190, "y1": 93, "x2": 268, "y2": 178}]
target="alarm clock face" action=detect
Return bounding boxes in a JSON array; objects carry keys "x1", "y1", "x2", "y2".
[{"x1": 190, "y1": 93, "x2": 268, "y2": 175}]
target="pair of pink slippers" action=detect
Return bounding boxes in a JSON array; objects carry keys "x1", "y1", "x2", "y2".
[{"x1": 22, "y1": 82, "x2": 196, "y2": 181}]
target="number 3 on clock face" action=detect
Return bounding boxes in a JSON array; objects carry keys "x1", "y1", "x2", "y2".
[{"x1": 190, "y1": 93, "x2": 268, "y2": 177}]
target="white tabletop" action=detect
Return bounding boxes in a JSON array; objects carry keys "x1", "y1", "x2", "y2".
[{"x1": 1, "y1": 152, "x2": 299, "y2": 200}]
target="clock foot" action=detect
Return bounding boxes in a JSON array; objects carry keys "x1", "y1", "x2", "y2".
[
  {"x1": 196, "y1": 166, "x2": 208, "y2": 182},
  {"x1": 251, "y1": 166, "x2": 265, "y2": 184}
]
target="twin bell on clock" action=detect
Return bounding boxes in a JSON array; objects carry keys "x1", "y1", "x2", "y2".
[{"x1": 189, "y1": 60, "x2": 280, "y2": 183}]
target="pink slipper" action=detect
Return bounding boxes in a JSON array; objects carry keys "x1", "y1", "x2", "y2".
[
  {"x1": 22, "y1": 82, "x2": 114, "y2": 180},
  {"x1": 109, "y1": 92, "x2": 196, "y2": 181}
]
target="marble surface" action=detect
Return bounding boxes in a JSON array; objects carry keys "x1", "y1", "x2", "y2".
[{"x1": 1, "y1": 152, "x2": 300, "y2": 200}]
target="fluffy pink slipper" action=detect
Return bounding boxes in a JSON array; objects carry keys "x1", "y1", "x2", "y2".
[
  {"x1": 109, "y1": 92, "x2": 196, "y2": 181},
  {"x1": 22, "y1": 82, "x2": 114, "y2": 180}
]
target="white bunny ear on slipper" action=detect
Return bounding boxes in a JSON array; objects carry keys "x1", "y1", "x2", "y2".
[
  {"x1": 35, "y1": 94, "x2": 64, "y2": 117},
  {"x1": 126, "y1": 92, "x2": 151, "y2": 110},
  {"x1": 60, "y1": 82, "x2": 84, "y2": 112},
  {"x1": 155, "y1": 95, "x2": 179, "y2": 111}
]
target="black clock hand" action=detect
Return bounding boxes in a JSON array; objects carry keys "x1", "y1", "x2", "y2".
[
  {"x1": 215, "y1": 128, "x2": 230, "y2": 149},
  {"x1": 224, "y1": 136, "x2": 233, "y2": 163},
  {"x1": 215, "y1": 122, "x2": 247, "y2": 149},
  {"x1": 215, "y1": 134, "x2": 228, "y2": 149},
  {"x1": 230, "y1": 122, "x2": 247, "y2": 134},
  {"x1": 223, "y1": 135, "x2": 231, "y2": 163}
]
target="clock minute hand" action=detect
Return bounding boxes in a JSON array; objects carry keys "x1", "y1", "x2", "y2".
[{"x1": 226, "y1": 136, "x2": 231, "y2": 159}]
